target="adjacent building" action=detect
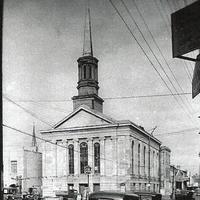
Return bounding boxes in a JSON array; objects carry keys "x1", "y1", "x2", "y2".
[
  {"x1": 40, "y1": 7, "x2": 171, "y2": 198},
  {"x1": 171, "y1": 165, "x2": 189, "y2": 192},
  {"x1": 3, "y1": 125, "x2": 42, "y2": 193},
  {"x1": 160, "y1": 146, "x2": 171, "y2": 195}
]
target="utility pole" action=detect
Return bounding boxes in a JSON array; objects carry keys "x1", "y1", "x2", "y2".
[
  {"x1": 171, "y1": 165, "x2": 175, "y2": 200},
  {"x1": 198, "y1": 132, "x2": 200, "y2": 187},
  {"x1": 84, "y1": 165, "x2": 91, "y2": 196},
  {"x1": 148, "y1": 126, "x2": 157, "y2": 192}
]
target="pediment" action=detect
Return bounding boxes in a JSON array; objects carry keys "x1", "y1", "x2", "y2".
[{"x1": 53, "y1": 106, "x2": 115, "y2": 129}]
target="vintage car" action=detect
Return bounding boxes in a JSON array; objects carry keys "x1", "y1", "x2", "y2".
[
  {"x1": 3, "y1": 187, "x2": 22, "y2": 200},
  {"x1": 134, "y1": 192, "x2": 162, "y2": 200},
  {"x1": 88, "y1": 191, "x2": 139, "y2": 200}
]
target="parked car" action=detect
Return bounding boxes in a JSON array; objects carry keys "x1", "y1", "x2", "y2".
[
  {"x1": 134, "y1": 191, "x2": 162, "y2": 200},
  {"x1": 88, "y1": 191, "x2": 139, "y2": 200},
  {"x1": 3, "y1": 187, "x2": 22, "y2": 200}
]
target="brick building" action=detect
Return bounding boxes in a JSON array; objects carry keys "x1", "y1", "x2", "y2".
[{"x1": 40, "y1": 7, "x2": 170, "y2": 198}]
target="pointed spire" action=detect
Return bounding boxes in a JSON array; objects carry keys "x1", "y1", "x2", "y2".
[
  {"x1": 32, "y1": 123, "x2": 37, "y2": 149},
  {"x1": 83, "y1": 0, "x2": 93, "y2": 57}
]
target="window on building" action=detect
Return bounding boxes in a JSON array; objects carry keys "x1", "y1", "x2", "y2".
[
  {"x1": 83, "y1": 65, "x2": 87, "y2": 79},
  {"x1": 94, "y1": 143, "x2": 100, "y2": 173},
  {"x1": 80, "y1": 142, "x2": 88, "y2": 174},
  {"x1": 11, "y1": 160, "x2": 17, "y2": 174},
  {"x1": 68, "y1": 144, "x2": 74, "y2": 174},
  {"x1": 153, "y1": 151, "x2": 155, "y2": 177},
  {"x1": 138, "y1": 144, "x2": 140, "y2": 175},
  {"x1": 131, "y1": 141, "x2": 134, "y2": 174},
  {"x1": 68, "y1": 184, "x2": 74, "y2": 191},
  {"x1": 144, "y1": 146, "x2": 146, "y2": 175},
  {"x1": 88, "y1": 65, "x2": 92, "y2": 79}
]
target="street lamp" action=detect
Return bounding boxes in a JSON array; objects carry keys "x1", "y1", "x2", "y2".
[{"x1": 84, "y1": 165, "x2": 92, "y2": 192}]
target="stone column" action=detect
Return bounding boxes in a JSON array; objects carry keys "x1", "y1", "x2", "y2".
[
  {"x1": 74, "y1": 139, "x2": 79, "y2": 176},
  {"x1": 64, "y1": 140, "x2": 68, "y2": 176},
  {"x1": 112, "y1": 136, "x2": 118, "y2": 176},
  {"x1": 54, "y1": 140, "x2": 57, "y2": 177},
  {"x1": 87, "y1": 138, "x2": 93, "y2": 192},
  {"x1": 88, "y1": 138, "x2": 93, "y2": 169},
  {"x1": 42, "y1": 142, "x2": 46, "y2": 177},
  {"x1": 100, "y1": 137, "x2": 105, "y2": 176}
]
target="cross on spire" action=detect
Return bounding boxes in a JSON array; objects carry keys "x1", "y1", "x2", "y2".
[{"x1": 83, "y1": 0, "x2": 93, "y2": 57}]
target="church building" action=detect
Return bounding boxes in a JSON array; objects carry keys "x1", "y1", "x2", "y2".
[{"x1": 40, "y1": 6, "x2": 170, "y2": 198}]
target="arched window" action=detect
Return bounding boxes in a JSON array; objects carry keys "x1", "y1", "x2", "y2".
[
  {"x1": 131, "y1": 141, "x2": 134, "y2": 174},
  {"x1": 94, "y1": 143, "x2": 100, "y2": 173},
  {"x1": 144, "y1": 146, "x2": 146, "y2": 175},
  {"x1": 138, "y1": 144, "x2": 140, "y2": 175},
  {"x1": 68, "y1": 144, "x2": 74, "y2": 174},
  {"x1": 80, "y1": 142, "x2": 88, "y2": 174}
]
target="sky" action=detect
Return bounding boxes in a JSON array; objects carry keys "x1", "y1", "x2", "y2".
[{"x1": 3, "y1": 0, "x2": 200, "y2": 174}]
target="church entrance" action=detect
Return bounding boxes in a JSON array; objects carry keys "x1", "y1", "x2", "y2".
[{"x1": 79, "y1": 184, "x2": 88, "y2": 199}]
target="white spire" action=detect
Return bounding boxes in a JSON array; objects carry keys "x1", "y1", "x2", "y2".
[{"x1": 83, "y1": 0, "x2": 93, "y2": 57}]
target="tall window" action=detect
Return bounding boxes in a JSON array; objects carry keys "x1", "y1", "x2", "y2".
[
  {"x1": 83, "y1": 65, "x2": 87, "y2": 79},
  {"x1": 131, "y1": 141, "x2": 134, "y2": 174},
  {"x1": 94, "y1": 143, "x2": 100, "y2": 173},
  {"x1": 80, "y1": 142, "x2": 88, "y2": 174},
  {"x1": 153, "y1": 151, "x2": 155, "y2": 177},
  {"x1": 68, "y1": 144, "x2": 74, "y2": 174},
  {"x1": 144, "y1": 146, "x2": 146, "y2": 175},
  {"x1": 88, "y1": 66, "x2": 92, "y2": 79},
  {"x1": 138, "y1": 144, "x2": 140, "y2": 175},
  {"x1": 11, "y1": 160, "x2": 17, "y2": 174}
]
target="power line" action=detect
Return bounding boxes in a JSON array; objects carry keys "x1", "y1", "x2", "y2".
[
  {"x1": 3, "y1": 123, "x2": 160, "y2": 171},
  {"x1": 154, "y1": 0, "x2": 171, "y2": 35},
  {"x1": 3, "y1": 92, "x2": 192, "y2": 103},
  {"x1": 25, "y1": 100, "x2": 69, "y2": 114},
  {"x1": 155, "y1": 127, "x2": 199, "y2": 136},
  {"x1": 131, "y1": 0, "x2": 195, "y2": 114},
  {"x1": 160, "y1": 0, "x2": 193, "y2": 81},
  {"x1": 110, "y1": 0, "x2": 193, "y2": 120},
  {"x1": 3, "y1": 95, "x2": 53, "y2": 127}
]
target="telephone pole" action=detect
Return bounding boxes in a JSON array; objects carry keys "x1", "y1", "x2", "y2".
[{"x1": 148, "y1": 126, "x2": 157, "y2": 191}]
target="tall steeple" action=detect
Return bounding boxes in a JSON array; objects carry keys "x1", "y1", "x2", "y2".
[
  {"x1": 83, "y1": 5, "x2": 93, "y2": 57},
  {"x1": 72, "y1": 1, "x2": 104, "y2": 112},
  {"x1": 32, "y1": 123, "x2": 38, "y2": 152}
]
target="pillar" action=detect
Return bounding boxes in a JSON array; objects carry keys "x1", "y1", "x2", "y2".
[{"x1": 74, "y1": 139, "x2": 79, "y2": 176}]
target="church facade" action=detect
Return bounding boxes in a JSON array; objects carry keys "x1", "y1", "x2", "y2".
[{"x1": 40, "y1": 7, "x2": 170, "y2": 198}]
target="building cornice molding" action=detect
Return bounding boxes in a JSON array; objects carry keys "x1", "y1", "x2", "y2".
[{"x1": 40, "y1": 121, "x2": 161, "y2": 144}]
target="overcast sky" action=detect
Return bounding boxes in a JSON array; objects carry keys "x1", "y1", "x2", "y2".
[{"x1": 3, "y1": 0, "x2": 200, "y2": 174}]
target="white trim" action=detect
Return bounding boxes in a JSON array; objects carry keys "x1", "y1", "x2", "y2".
[{"x1": 53, "y1": 106, "x2": 114, "y2": 129}]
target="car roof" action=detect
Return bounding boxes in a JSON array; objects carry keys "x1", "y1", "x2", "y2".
[{"x1": 89, "y1": 191, "x2": 139, "y2": 199}]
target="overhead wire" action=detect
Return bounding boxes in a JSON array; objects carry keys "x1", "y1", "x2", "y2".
[
  {"x1": 110, "y1": 0, "x2": 194, "y2": 120},
  {"x1": 175, "y1": 0, "x2": 195, "y2": 75},
  {"x1": 131, "y1": 0, "x2": 196, "y2": 114},
  {"x1": 4, "y1": 123, "x2": 198, "y2": 181},
  {"x1": 154, "y1": 127, "x2": 200, "y2": 136},
  {"x1": 3, "y1": 92, "x2": 192, "y2": 103},
  {"x1": 3, "y1": 95, "x2": 53, "y2": 127},
  {"x1": 161, "y1": 0, "x2": 193, "y2": 81},
  {"x1": 3, "y1": 123, "x2": 160, "y2": 173},
  {"x1": 154, "y1": 0, "x2": 171, "y2": 35}
]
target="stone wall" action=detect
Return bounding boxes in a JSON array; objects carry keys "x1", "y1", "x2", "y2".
[{"x1": 41, "y1": 125, "x2": 162, "y2": 196}]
